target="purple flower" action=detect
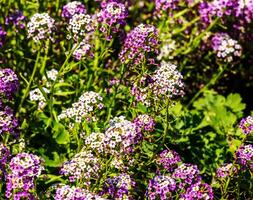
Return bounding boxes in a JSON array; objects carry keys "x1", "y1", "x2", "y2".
[
  {"x1": 0, "y1": 26, "x2": 6, "y2": 47},
  {"x1": 0, "y1": 143, "x2": 10, "y2": 170},
  {"x1": 5, "y1": 153, "x2": 44, "y2": 199},
  {"x1": 133, "y1": 114, "x2": 155, "y2": 133},
  {"x1": 0, "y1": 101, "x2": 19, "y2": 136},
  {"x1": 172, "y1": 163, "x2": 201, "y2": 189},
  {"x1": 180, "y1": 182, "x2": 214, "y2": 200},
  {"x1": 211, "y1": 33, "x2": 242, "y2": 62},
  {"x1": 5, "y1": 10, "x2": 26, "y2": 29},
  {"x1": 119, "y1": 24, "x2": 159, "y2": 66},
  {"x1": 97, "y1": 1, "x2": 128, "y2": 35},
  {"x1": 62, "y1": 1, "x2": 86, "y2": 19},
  {"x1": 101, "y1": 173, "x2": 136, "y2": 200},
  {"x1": 156, "y1": 149, "x2": 181, "y2": 172},
  {"x1": 146, "y1": 175, "x2": 176, "y2": 200},
  {"x1": 0, "y1": 68, "x2": 19, "y2": 99},
  {"x1": 239, "y1": 116, "x2": 253, "y2": 135},
  {"x1": 216, "y1": 163, "x2": 237, "y2": 178},
  {"x1": 236, "y1": 144, "x2": 253, "y2": 170}
]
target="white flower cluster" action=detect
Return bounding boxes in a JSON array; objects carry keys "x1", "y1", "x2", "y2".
[
  {"x1": 29, "y1": 88, "x2": 49, "y2": 110},
  {"x1": 60, "y1": 150, "x2": 100, "y2": 183},
  {"x1": 103, "y1": 116, "x2": 140, "y2": 155},
  {"x1": 67, "y1": 14, "x2": 96, "y2": 41},
  {"x1": 58, "y1": 91, "x2": 104, "y2": 123},
  {"x1": 27, "y1": 13, "x2": 55, "y2": 42},
  {"x1": 150, "y1": 61, "x2": 184, "y2": 98},
  {"x1": 158, "y1": 37, "x2": 176, "y2": 60},
  {"x1": 85, "y1": 132, "x2": 105, "y2": 153},
  {"x1": 42, "y1": 69, "x2": 60, "y2": 87},
  {"x1": 212, "y1": 33, "x2": 242, "y2": 62}
]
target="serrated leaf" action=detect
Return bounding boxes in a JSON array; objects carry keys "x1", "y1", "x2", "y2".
[{"x1": 225, "y1": 93, "x2": 246, "y2": 113}]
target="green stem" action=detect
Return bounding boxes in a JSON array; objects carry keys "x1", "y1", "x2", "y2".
[
  {"x1": 17, "y1": 50, "x2": 41, "y2": 117},
  {"x1": 187, "y1": 64, "x2": 227, "y2": 108},
  {"x1": 162, "y1": 98, "x2": 170, "y2": 145}
]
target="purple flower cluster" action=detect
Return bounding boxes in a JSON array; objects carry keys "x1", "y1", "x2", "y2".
[
  {"x1": 216, "y1": 163, "x2": 237, "y2": 178},
  {"x1": 0, "y1": 68, "x2": 19, "y2": 99},
  {"x1": 73, "y1": 38, "x2": 94, "y2": 60},
  {"x1": 27, "y1": 13, "x2": 55, "y2": 42},
  {"x1": 60, "y1": 150, "x2": 100, "y2": 184},
  {"x1": 97, "y1": 1, "x2": 128, "y2": 36},
  {"x1": 101, "y1": 173, "x2": 136, "y2": 200},
  {"x1": 0, "y1": 143, "x2": 10, "y2": 169},
  {"x1": 103, "y1": 116, "x2": 141, "y2": 155},
  {"x1": 0, "y1": 101, "x2": 19, "y2": 136},
  {"x1": 146, "y1": 175, "x2": 176, "y2": 200},
  {"x1": 62, "y1": 1, "x2": 86, "y2": 19},
  {"x1": 239, "y1": 116, "x2": 253, "y2": 135},
  {"x1": 156, "y1": 149, "x2": 181, "y2": 172},
  {"x1": 133, "y1": 114, "x2": 155, "y2": 133},
  {"x1": 0, "y1": 26, "x2": 6, "y2": 47},
  {"x1": 55, "y1": 184, "x2": 105, "y2": 200},
  {"x1": 211, "y1": 33, "x2": 242, "y2": 62},
  {"x1": 5, "y1": 10, "x2": 26, "y2": 29},
  {"x1": 236, "y1": 144, "x2": 253, "y2": 170},
  {"x1": 172, "y1": 163, "x2": 201, "y2": 189},
  {"x1": 155, "y1": 0, "x2": 179, "y2": 17},
  {"x1": 199, "y1": 0, "x2": 253, "y2": 25},
  {"x1": 5, "y1": 153, "x2": 44, "y2": 199},
  {"x1": 180, "y1": 182, "x2": 214, "y2": 200},
  {"x1": 119, "y1": 24, "x2": 159, "y2": 66}
]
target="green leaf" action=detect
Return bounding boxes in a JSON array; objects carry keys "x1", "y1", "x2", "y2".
[
  {"x1": 225, "y1": 93, "x2": 246, "y2": 113},
  {"x1": 52, "y1": 122, "x2": 70, "y2": 144}
]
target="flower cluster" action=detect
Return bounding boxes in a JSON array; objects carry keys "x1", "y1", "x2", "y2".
[
  {"x1": 0, "y1": 101, "x2": 19, "y2": 136},
  {"x1": 211, "y1": 33, "x2": 242, "y2": 62},
  {"x1": 149, "y1": 61, "x2": 185, "y2": 98},
  {"x1": 0, "y1": 26, "x2": 6, "y2": 47},
  {"x1": 146, "y1": 175, "x2": 176, "y2": 200},
  {"x1": 172, "y1": 163, "x2": 201, "y2": 189},
  {"x1": 58, "y1": 91, "x2": 104, "y2": 124},
  {"x1": 0, "y1": 143, "x2": 10, "y2": 168},
  {"x1": 54, "y1": 184, "x2": 104, "y2": 200},
  {"x1": 97, "y1": 1, "x2": 128, "y2": 36},
  {"x1": 27, "y1": 13, "x2": 55, "y2": 42},
  {"x1": 157, "y1": 37, "x2": 177, "y2": 60},
  {"x1": 60, "y1": 150, "x2": 100, "y2": 183},
  {"x1": 236, "y1": 144, "x2": 253, "y2": 170},
  {"x1": 101, "y1": 173, "x2": 136, "y2": 200},
  {"x1": 119, "y1": 24, "x2": 159, "y2": 66},
  {"x1": 67, "y1": 14, "x2": 96, "y2": 41},
  {"x1": 155, "y1": 0, "x2": 179, "y2": 12},
  {"x1": 103, "y1": 116, "x2": 141, "y2": 154},
  {"x1": 180, "y1": 182, "x2": 214, "y2": 200},
  {"x1": 133, "y1": 114, "x2": 155, "y2": 133},
  {"x1": 85, "y1": 132, "x2": 105, "y2": 154},
  {"x1": 73, "y1": 38, "x2": 94, "y2": 60},
  {"x1": 199, "y1": 0, "x2": 253, "y2": 26},
  {"x1": 239, "y1": 116, "x2": 253, "y2": 135},
  {"x1": 5, "y1": 10, "x2": 26, "y2": 29},
  {"x1": 0, "y1": 68, "x2": 19, "y2": 99},
  {"x1": 62, "y1": 1, "x2": 86, "y2": 19},
  {"x1": 29, "y1": 88, "x2": 49, "y2": 110},
  {"x1": 216, "y1": 163, "x2": 237, "y2": 178},
  {"x1": 156, "y1": 149, "x2": 181, "y2": 172},
  {"x1": 5, "y1": 153, "x2": 44, "y2": 199}
]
